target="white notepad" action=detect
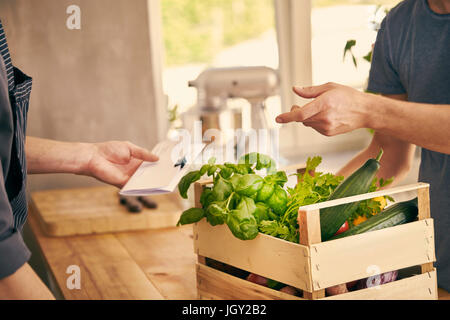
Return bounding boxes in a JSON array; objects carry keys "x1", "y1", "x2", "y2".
[{"x1": 119, "y1": 140, "x2": 206, "y2": 196}]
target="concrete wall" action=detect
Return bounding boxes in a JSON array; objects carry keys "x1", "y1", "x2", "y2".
[{"x1": 0, "y1": 0, "x2": 162, "y2": 192}]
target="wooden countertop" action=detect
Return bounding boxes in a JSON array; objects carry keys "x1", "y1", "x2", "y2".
[
  {"x1": 27, "y1": 204, "x2": 450, "y2": 300},
  {"x1": 27, "y1": 205, "x2": 197, "y2": 299}
]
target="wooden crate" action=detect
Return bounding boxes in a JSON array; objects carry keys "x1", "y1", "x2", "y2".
[{"x1": 193, "y1": 178, "x2": 437, "y2": 300}]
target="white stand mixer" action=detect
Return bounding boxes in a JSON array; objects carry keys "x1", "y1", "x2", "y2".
[
  {"x1": 188, "y1": 66, "x2": 279, "y2": 131},
  {"x1": 187, "y1": 66, "x2": 280, "y2": 161}
]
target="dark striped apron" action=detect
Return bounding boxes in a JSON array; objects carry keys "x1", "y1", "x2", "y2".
[{"x1": 0, "y1": 20, "x2": 32, "y2": 230}]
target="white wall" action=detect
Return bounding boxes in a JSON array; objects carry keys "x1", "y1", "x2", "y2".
[{"x1": 0, "y1": 0, "x2": 163, "y2": 192}]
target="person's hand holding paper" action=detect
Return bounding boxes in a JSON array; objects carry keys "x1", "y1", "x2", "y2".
[{"x1": 120, "y1": 140, "x2": 206, "y2": 196}]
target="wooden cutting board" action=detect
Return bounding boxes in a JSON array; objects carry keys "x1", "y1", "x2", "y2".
[{"x1": 30, "y1": 186, "x2": 187, "y2": 237}]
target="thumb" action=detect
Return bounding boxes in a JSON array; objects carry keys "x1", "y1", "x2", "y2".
[
  {"x1": 293, "y1": 82, "x2": 337, "y2": 99},
  {"x1": 126, "y1": 142, "x2": 159, "y2": 162}
]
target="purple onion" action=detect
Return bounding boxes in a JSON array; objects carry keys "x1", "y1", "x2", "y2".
[{"x1": 357, "y1": 270, "x2": 398, "y2": 289}]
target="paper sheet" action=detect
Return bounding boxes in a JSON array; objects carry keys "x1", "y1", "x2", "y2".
[{"x1": 119, "y1": 140, "x2": 206, "y2": 196}]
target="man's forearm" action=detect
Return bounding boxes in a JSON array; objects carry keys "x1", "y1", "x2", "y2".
[
  {"x1": 25, "y1": 137, "x2": 91, "y2": 175},
  {"x1": 368, "y1": 95, "x2": 450, "y2": 154},
  {"x1": 337, "y1": 139, "x2": 415, "y2": 186}
]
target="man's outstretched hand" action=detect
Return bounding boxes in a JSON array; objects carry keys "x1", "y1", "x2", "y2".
[
  {"x1": 276, "y1": 82, "x2": 371, "y2": 136},
  {"x1": 82, "y1": 141, "x2": 159, "y2": 188}
]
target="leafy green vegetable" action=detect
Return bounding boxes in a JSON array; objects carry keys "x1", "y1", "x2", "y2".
[
  {"x1": 234, "y1": 174, "x2": 264, "y2": 197},
  {"x1": 226, "y1": 204, "x2": 259, "y2": 241},
  {"x1": 266, "y1": 279, "x2": 285, "y2": 290},
  {"x1": 211, "y1": 175, "x2": 233, "y2": 201},
  {"x1": 238, "y1": 152, "x2": 277, "y2": 174},
  {"x1": 176, "y1": 152, "x2": 282, "y2": 240},
  {"x1": 205, "y1": 200, "x2": 228, "y2": 226},
  {"x1": 176, "y1": 152, "x2": 391, "y2": 244},
  {"x1": 348, "y1": 176, "x2": 394, "y2": 227},
  {"x1": 199, "y1": 188, "x2": 214, "y2": 208},
  {"x1": 177, "y1": 208, "x2": 205, "y2": 226},
  {"x1": 264, "y1": 171, "x2": 288, "y2": 186},
  {"x1": 267, "y1": 185, "x2": 288, "y2": 216},
  {"x1": 178, "y1": 170, "x2": 202, "y2": 198},
  {"x1": 261, "y1": 156, "x2": 344, "y2": 243},
  {"x1": 253, "y1": 202, "x2": 271, "y2": 223},
  {"x1": 255, "y1": 183, "x2": 275, "y2": 202}
]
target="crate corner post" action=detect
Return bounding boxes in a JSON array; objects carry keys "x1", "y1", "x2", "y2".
[
  {"x1": 417, "y1": 185, "x2": 433, "y2": 274},
  {"x1": 298, "y1": 208, "x2": 325, "y2": 300}
]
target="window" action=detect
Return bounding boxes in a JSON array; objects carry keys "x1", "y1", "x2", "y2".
[
  {"x1": 311, "y1": 0, "x2": 401, "y2": 89},
  {"x1": 149, "y1": 0, "x2": 403, "y2": 157},
  {"x1": 160, "y1": 0, "x2": 280, "y2": 121}
]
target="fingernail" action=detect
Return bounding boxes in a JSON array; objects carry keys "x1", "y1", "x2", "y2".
[
  {"x1": 276, "y1": 116, "x2": 283, "y2": 123},
  {"x1": 294, "y1": 86, "x2": 304, "y2": 91}
]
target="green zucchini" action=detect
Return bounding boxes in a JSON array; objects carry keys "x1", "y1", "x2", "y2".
[
  {"x1": 320, "y1": 150, "x2": 383, "y2": 241},
  {"x1": 330, "y1": 198, "x2": 418, "y2": 240}
]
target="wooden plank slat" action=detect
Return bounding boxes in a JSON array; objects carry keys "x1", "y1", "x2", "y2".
[
  {"x1": 324, "y1": 270, "x2": 438, "y2": 300},
  {"x1": 310, "y1": 219, "x2": 435, "y2": 290},
  {"x1": 299, "y1": 183, "x2": 429, "y2": 211},
  {"x1": 194, "y1": 219, "x2": 312, "y2": 292},
  {"x1": 197, "y1": 264, "x2": 303, "y2": 300}
]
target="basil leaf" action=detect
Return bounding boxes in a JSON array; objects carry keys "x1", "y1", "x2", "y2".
[
  {"x1": 177, "y1": 208, "x2": 205, "y2": 226},
  {"x1": 238, "y1": 153, "x2": 276, "y2": 174},
  {"x1": 199, "y1": 164, "x2": 211, "y2": 176},
  {"x1": 236, "y1": 196, "x2": 257, "y2": 216},
  {"x1": 208, "y1": 157, "x2": 216, "y2": 165},
  {"x1": 178, "y1": 170, "x2": 202, "y2": 199},
  {"x1": 254, "y1": 202, "x2": 270, "y2": 223},
  {"x1": 199, "y1": 188, "x2": 214, "y2": 208},
  {"x1": 207, "y1": 165, "x2": 218, "y2": 176},
  {"x1": 265, "y1": 171, "x2": 288, "y2": 186},
  {"x1": 255, "y1": 183, "x2": 275, "y2": 202},
  {"x1": 206, "y1": 200, "x2": 227, "y2": 226},
  {"x1": 234, "y1": 174, "x2": 264, "y2": 197},
  {"x1": 267, "y1": 185, "x2": 288, "y2": 216},
  {"x1": 226, "y1": 213, "x2": 258, "y2": 240},
  {"x1": 225, "y1": 197, "x2": 259, "y2": 240},
  {"x1": 212, "y1": 175, "x2": 233, "y2": 201}
]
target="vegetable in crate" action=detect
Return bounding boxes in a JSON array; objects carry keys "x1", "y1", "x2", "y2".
[
  {"x1": 276, "y1": 156, "x2": 345, "y2": 243},
  {"x1": 176, "y1": 153, "x2": 285, "y2": 240},
  {"x1": 327, "y1": 199, "x2": 417, "y2": 296},
  {"x1": 320, "y1": 149, "x2": 384, "y2": 241},
  {"x1": 347, "y1": 179, "x2": 393, "y2": 228},
  {"x1": 357, "y1": 270, "x2": 398, "y2": 290},
  {"x1": 330, "y1": 198, "x2": 419, "y2": 240}
]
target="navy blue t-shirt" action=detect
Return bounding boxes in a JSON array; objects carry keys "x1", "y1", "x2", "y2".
[{"x1": 368, "y1": 0, "x2": 450, "y2": 291}]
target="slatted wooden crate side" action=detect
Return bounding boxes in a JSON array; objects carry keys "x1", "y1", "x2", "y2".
[
  {"x1": 323, "y1": 269, "x2": 438, "y2": 300},
  {"x1": 194, "y1": 219, "x2": 313, "y2": 292},
  {"x1": 297, "y1": 182, "x2": 437, "y2": 299},
  {"x1": 309, "y1": 219, "x2": 435, "y2": 290},
  {"x1": 197, "y1": 263, "x2": 304, "y2": 300}
]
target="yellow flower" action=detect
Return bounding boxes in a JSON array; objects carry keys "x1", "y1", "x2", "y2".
[
  {"x1": 373, "y1": 196, "x2": 387, "y2": 211},
  {"x1": 353, "y1": 215, "x2": 368, "y2": 226}
]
